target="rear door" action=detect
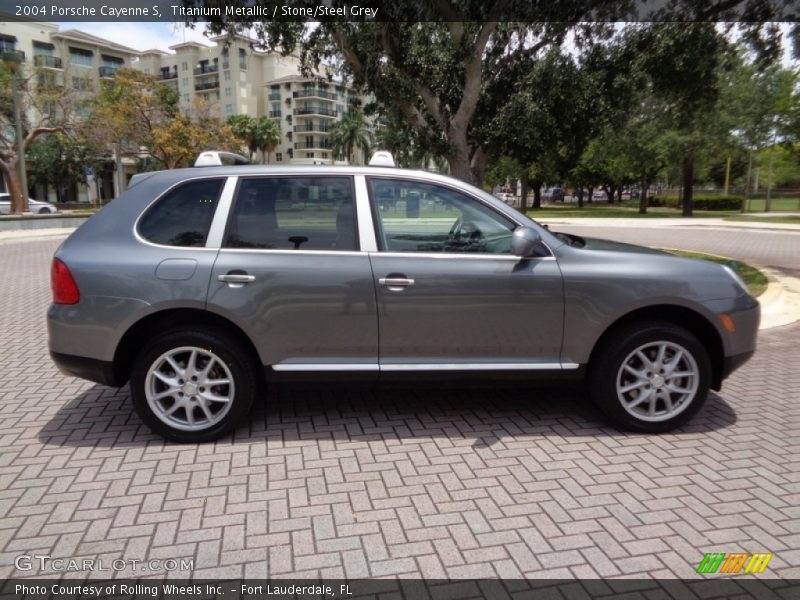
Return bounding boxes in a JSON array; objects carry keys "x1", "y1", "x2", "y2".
[{"x1": 207, "y1": 175, "x2": 378, "y2": 372}]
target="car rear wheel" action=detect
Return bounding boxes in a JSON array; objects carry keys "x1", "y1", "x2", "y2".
[
  {"x1": 130, "y1": 327, "x2": 258, "y2": 442},
  {"x1": 588, "y1": 321, "x2": 711, "y2": 432}
]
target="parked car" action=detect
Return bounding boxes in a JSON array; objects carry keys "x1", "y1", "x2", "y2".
[
  {"x1": 0, "y1": 193, "x2": 58, "y2": 214},
  {"x1": 48, "y1": 153, "x2": 759, "y2": 442}
]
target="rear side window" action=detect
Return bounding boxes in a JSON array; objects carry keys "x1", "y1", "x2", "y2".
[
  {"x1": 138, "y1": 178, "x2": 224, "y2": 247},
  {"x1": 225, "y1": 176, "x2": 357, "y2": 251}
]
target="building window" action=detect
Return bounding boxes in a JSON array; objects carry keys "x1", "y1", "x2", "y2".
[
  {"x1": 144, "y1": 68, "x2": 150, "y2": 74},
  {"x1": 182, "y1": 77, "x2": 188, "y2": 88},
  {"x1": 306, "y1": 152, "x2": 314, "y2": 158},
  {"x1": 0, "y1": 34, "x2": 18, "y2": 53},
  {"x1": 238, "y1": 48, "x2": 247, "y2": 70},
  {"x1": 225, "y1": 104, "x2": 233, "y2": 114},
  {"x1": 225, "y1": 87, "x2": 231, "y2": 96},
  {"x1": 183, "y1": 94, "x2": 189, "y2": 103},
  {"x1": 71, "y1": 76, "x2": 91, "y2": 91},
  {"x1": 322, "y1": 153, "x2": 328, "y2": 159},
  {"x1": 181, "y1": 61, "x2": 188, "y2": 71},
  {"x1": 276, "y1": 153, "x2": 282, "y2": 162},
  {"x1": 69, "y1": 47, "x2": 93, "y2": 67},
  {"x1": 224, "y1": 70, "x2": 231, "y2": 81}
]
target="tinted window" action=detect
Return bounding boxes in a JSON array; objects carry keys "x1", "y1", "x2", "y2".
[
  {"x1": 138, "y1": 179, "x2": 223, "y2": 247},
  {"x1": 368, "y1": 178, "x2": 516, "y2": 254},
  {"x1": 225, "y1": 177, "x2": 357, "y2": 251}
]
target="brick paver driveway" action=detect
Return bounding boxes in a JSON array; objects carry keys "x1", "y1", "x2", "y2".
[{"x1": 1, "y1": 236, "x2": 798, "y2": 579}]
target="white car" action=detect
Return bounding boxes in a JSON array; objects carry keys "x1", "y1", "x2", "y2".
[{"x1": 0, "y1": 193, "x2": 58, "y2": 214}]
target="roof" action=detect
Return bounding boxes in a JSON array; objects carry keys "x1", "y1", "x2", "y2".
[
  {"x1": 168, "y1": 41, "x2": 211, "y2": 50},
  {"x1": 50, "y1": 29, "x2": 140, "y2": 56},
  {"x1": 140, "y1": 49, "x2": 169, "y2": 56},
  {"x1": 267, "y1": 73, "x2": 353, "y2": 87}
]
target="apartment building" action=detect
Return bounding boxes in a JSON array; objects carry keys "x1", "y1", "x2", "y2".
[
  {"x1": 0, "y1": 21, "x2": 140, "y2": 202},
  {"x1": 139, "y1": 34, "x2": 364, "y2": 166},
  {"x1": 1, "y1": 21, "x2": 366, "y2": 203}
]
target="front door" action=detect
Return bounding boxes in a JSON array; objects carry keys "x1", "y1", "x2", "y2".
[
  {"x1": 366, "y1": 177, "x2": 564, "y2": 370},
  {"x1": 207, "y1": 175, "x2": 378, "y2": 371}
]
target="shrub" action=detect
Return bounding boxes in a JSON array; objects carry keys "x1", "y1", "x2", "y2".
[{"x1": 647, "y1": 195, "x2": 743, "y2": 210}]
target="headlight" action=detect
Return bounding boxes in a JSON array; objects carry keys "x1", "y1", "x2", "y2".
[{"x1": 722, "y1": 265, "x2": 749, "y2": 295}]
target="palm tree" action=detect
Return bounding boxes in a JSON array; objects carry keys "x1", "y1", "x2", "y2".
[
  {"x1": 225, "y1": 114, "x2": 257, "y2": 161},
  {"x1": 330, "y1": 110, "x2": 371, "y2": 165},
  {"x1": 251, "y1": 116, "x2": 282, "y2": 164}
]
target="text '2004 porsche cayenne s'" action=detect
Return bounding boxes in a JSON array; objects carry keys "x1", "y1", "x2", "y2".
[{"x1": 48, "y1": 154, "x2": 759, "y2": 442}]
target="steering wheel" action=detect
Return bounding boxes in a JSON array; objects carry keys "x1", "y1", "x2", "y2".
[{"x1": 448, "y1": 216, "x2": 463, "y2": 240}]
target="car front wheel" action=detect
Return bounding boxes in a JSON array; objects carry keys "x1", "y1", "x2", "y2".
[
  {"x1": 130, "y1": 327, "x2": 258, "y2": 442},
  {"x1": 38, "y1": 207, "x2": 52, "y2": 214},
  {"x1": 588, "y1": 321, "x2": 711, "y2": 432}
]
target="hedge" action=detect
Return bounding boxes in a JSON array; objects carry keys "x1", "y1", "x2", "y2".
[{"x1": 647, "y1": 195, "x2": 743, "y2": 210}]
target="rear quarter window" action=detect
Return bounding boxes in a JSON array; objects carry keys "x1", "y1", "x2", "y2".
[{"x1": 138, "y1": 178, "x2": 224, "y2": 247}]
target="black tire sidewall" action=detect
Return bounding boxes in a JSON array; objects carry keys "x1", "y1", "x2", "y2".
[
  {"x1": 589, "y1": 322, "x2": 711, "y2": 433},
  {"x1": 130, "y1": 328, "x2": 258, "y2": 443}
]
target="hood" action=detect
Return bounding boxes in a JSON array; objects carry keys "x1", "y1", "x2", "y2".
[{"x1": 568, "y1": 234, "x2": 670, "y2": 255}]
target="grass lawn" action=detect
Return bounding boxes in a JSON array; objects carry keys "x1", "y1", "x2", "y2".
[
  {"x1": 663, "y1": 250, "x2": 769, "y2": 297},
  {"x1": 725, "y1": 215, "x2": 800, "y2": 225}
]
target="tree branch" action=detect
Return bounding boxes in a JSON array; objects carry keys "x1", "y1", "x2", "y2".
[
  {"x1": 23, "y1": 126, "x2": 64, "y2": 151},
  {"x1": 451, "y1": 20, "x2": 500, "y2": 132},
  {"x1": 432, "y1": 0, "x2": 465, "y2": 45}
]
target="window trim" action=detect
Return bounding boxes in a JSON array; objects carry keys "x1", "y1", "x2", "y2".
[
  {"x1": 365, "y1": 175, "x2": 553, "y2": 259},
  {"x1": 133, "y1": 175, "x2": 228, "y2": 250},
  {"x1": 221, "y1": 174, "x2": 361, "y2": 253}
]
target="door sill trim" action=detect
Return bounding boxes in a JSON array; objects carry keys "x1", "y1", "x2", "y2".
[{"x1": 272, "y1": 362, "x2": 579, "y2": 372}]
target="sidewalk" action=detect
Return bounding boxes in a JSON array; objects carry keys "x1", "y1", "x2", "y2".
[{"x1": 536, "y1": 216, "x2": 800, "y2": 233}]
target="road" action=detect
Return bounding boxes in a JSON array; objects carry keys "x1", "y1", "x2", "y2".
[{"x1": 0, "y1": 235, "x2": 798, "y2": 580}]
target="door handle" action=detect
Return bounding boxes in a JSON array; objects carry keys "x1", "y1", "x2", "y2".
[
  {"x1": 378, "y1": 277, "x2": 415, "y2": 291},
  {"x1": 218, "y1": 272, "x2": 255, "y2": 287}
]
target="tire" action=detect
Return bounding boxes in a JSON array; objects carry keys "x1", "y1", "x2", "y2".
[
  {"x1": 38, "y1": 207, "x2": 52, "y2": 214},
  {"x1": 588, "y1": 321, "x2": 711, "y2": 433},
  {"x1": 130, "y1": 327, "x2": 259, "y2": 442}
]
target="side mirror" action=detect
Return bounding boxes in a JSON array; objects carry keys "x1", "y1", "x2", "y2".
[{"x1": 511, "y1": 226, "x2": 542, "y2": 257}]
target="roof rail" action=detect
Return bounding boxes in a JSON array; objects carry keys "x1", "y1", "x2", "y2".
[
  {"x1": 368, "y1": 150, "x2": 395, "y2": 167},
  {"x1": 194, "y1": 151, "x2": 250, "y2": 167}
]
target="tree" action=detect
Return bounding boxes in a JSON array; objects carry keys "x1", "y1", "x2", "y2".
[
  {"x1": 252, "y1": 116, "x2": 282, "y2": 163},
  {"x1": 329, "y1": 109, "x2": 371, "y2": 165},
  {"x1": 27, "y1": 132, "x2": 103, "y2": 203},
  {"x1": 92, "y1": 68, "x2": 241, "y2": 171},
  {"x1": 0, "y1": 61, "x2": 84, "y2": 213}
]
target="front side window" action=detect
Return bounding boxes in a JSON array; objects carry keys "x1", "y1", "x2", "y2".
[
  {"x1": 368, "y1": 178, "x2": 517, "y2": 254},
  {"x1": 138, "y1": 178, "x2": 224, "y2": 247},
  {"x1": 225, "y1": 177, "x2": 356, "y2": 251}
]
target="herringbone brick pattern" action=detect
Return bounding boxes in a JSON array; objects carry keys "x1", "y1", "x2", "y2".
[{"x1": 1, "y1": 237, "x2": 798, "y2": 579}]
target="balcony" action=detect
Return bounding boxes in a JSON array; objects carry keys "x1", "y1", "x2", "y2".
[
  {"x1": 294, "y1": 139, "x2": 332, "y2": 150},
  {"x1": 99, "y1": 66, "x2": 119, "y2": 78},
  {"x1": 33, "y1": 55, "x2": 62, "y2": 69},
  {"x1": 0, "y1": 50, "x2": 25, "y2": 63},
  {"x1": 293, "y1": 107, "x2": 337, "y2": 118},
  {"x1": 159, "y1": 70, "x2": 178, "y2": 80},
  {"x1": 195, "y1": 80, "x2": 219, "y2": 91},
  {"x1": 293, "y1": 89, "x2": 337, "y2": 101},
  {"x1": 294, "y1": 123, "x2": 330, "y2": 133},
  {"x1": 268, "y1": 110, "x2": 281, "y2": 118},
  {"x1": 194, "y1": 64, "x2": 218, "y2": 75},
  {"x1": 268, "y1": 93, "x2": 281, "y2": 101}
]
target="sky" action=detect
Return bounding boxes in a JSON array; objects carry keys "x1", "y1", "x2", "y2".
[{"x1": 63, "y1": 21, "x2": 214, "y2": 52}]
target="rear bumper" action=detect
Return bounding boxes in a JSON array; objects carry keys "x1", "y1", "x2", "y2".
[{"x1": 51, "y1": 351, "x2": 120, "y2": 387}]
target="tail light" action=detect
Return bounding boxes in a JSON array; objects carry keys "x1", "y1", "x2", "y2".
[{"x1": 51, "y1": 258, "x2": 80, "y2": 304}]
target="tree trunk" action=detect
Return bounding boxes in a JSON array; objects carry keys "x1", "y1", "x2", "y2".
[
  {"x1": 1, "y1": 162, "x2": 24, "y2": 215},
  {"x1": 519, "y1": 173, "x2": 529, "y2": 213},
  {"x1": 446, "y1": 151, "x2": 476, "y2": 184},
  {"x1": 532, "y1": 182, "x2": 542, "y2": 209},
  {"x1": 682, "y1": 157, "x2": 694, "y2": 217},
  {"x1": 638, "y1": 178, "x2": 648, "y2": 214},
  {"x1": 617, "y1": 187, "x2": 623, "y2": 203},
  {"x1": 577, "y1": 187, "x2": 584, "y2": 209},
  {"x1": 587, "y1": 186, "x2": 594, "y2": 204},
  {"x1": 606, "y1": 185, "x2": 616, "y2": 204}
]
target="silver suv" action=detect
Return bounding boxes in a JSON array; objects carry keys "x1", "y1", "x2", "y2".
[{"x1": 48, "y1": 160, "x2": 759, "y2": 442}]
